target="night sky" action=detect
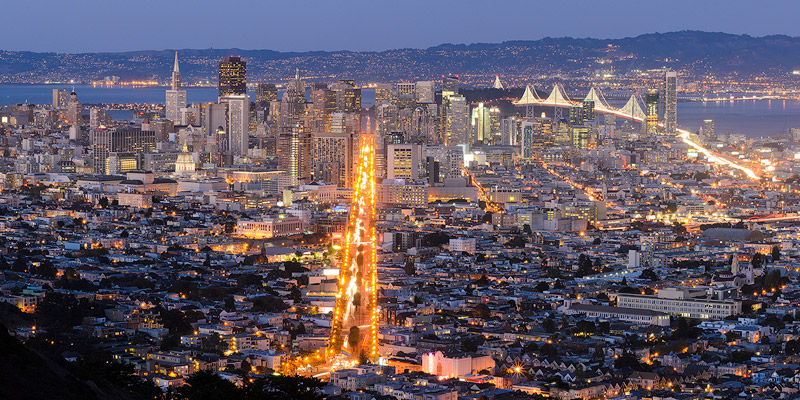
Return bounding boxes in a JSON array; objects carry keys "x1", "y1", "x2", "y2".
[{"x1": 6, "y1": 0, "x2": 800, "y2": 53}]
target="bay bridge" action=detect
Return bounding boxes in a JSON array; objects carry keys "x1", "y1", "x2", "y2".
[{"x1": 513, "y1": 84, "x2": 760, "y2": 180}]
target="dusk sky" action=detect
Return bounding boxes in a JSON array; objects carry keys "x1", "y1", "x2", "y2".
[{"x1": 6, "y1": 0, "x2": 800, "y2": 53}]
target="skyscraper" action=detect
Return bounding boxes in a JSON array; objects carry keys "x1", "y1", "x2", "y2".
[
  {"x1": 443, "y1": 75, "x2": 459, "y2": 95},
  {"x1": 170, "y1": 51, "x2": 181, "y2": 91},
  {"x1": 702, "y1": 119, "x2": 715, "y2": 140},
  {"x1": 396, "y1": 82, "x2": 416, "y2": 109},
  {"x1": 311, "y1": 132, "x2": 354, "y2": 187},
  {"x1": 91, "y1": 127, "x2": 156, "y2": 174},
  {"x1": 470, "y1": 103, "x2": 492, "y2": 144},
  {"x1": 443, "y1": 94, "x2": 468, "y2": 146},
  {"x1": 52, "y1": 89, "x2": 68, "y2": 109},
  {"x1": 386, "y1": 144, "x2": 420, "y2": 180},
  {"x1": 374, "y1": 84, "x2": 394, "y2": 107},
  {"x1": 220, "y1": 94, "x2": 250, "y2": 156},
  {"x1": 166, "y1": 52, "x2": 187, "y2": 123},
  {"x1": 415, "y1": 81, "x2": 435, "y2": 103},
  {"x1": 218, "y1": 56, "x2": 246, "y2": 98},
  {"x1": 663, "y1": 70, "x2": 677, "y2": 134},
  {"x1": 89, "y1": 108, "x2": 107, "y2": 130},
  {"x1": 256, "y1": 83, "x2": 278, "y2": 108},
  {"x1": 645, "y1": 89, "x2": 659, "y2": 134},
  {"x1": 66, "y1": 89, "x2": 82, "y2": 126}
]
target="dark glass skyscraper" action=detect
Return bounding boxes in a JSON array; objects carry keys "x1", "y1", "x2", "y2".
[{"x1": 218, "y1": 56, "x2": 247, "y2": 98}]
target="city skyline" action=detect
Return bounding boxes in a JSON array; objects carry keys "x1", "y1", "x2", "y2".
[
  {"x1": 6, "y1": 4, "x2": 800, "y2": 400},
  {"x1": 3, "y1": 0, "x2": 800, "y2": 53}
]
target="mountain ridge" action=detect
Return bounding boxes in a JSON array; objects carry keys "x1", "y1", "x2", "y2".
[{"x1": 2, "y1": 31, "x2": 800, "y2": 84}]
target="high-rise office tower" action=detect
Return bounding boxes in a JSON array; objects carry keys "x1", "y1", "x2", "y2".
[
  {"x1": 166, "y1": 52, "x2": 187, "y2": 124},
  {"x1": 470, "y1": 103, "x2": 492, "y2": 144},
  {"x1": 443, "y1": 94, "x2": 468, "y2": 146},
  {"x1": 331, "y1": 81, "x2": 361, "y2": 113},
  {"x1": 256, "y1": 83, "x2": 278, "y2": 108},
  {"x1": 443, "y1": 75, "x2": 459, "y2": 95},
  {"x1": 488, "y1": 106, "x2": 501, "y2": 143},
  {"x1": 396, "y1": 82, "x2": 416, "y2": 109},
  {"x1": 311, "y1": 89, "x2": 337, "y2": 132},
  {"x1": 569, "y1": 104, "x2": 584, "y2": 126},
  {"x1": 52, "y1": 89, "x2": 69, "y2": 109},
  {"x1": 386, "y1": 144, "x2": 420, "y2": 180},
  {"x1": 311, "y1": 132, "x2": 354, "y2": 186},
  {"x1": 89, "y1": 108, "x2": 107, "y2": 130},
  {"x1": 66, "y1": 89, "x2": 82, "y2": 126},
  {"x1": 702, "y1": 119, "x2": 715, "y2": 140},
  {"x1": 571, "y1": 126, "x2": 590, "y2": 150},
  {"x1": 422, "y1": 145, "x2": 464, "y2": 179},
  {"x1": 278, "y1": 125, "x2": 311, "y2": 186},
  {"x1": 170, "y1": 51, "x2": 181, "y2": 90},
  {"x1": 218, "y1": 56, "x2": 246, "y2": 98},
  {"x1": 220, "y1": 94, "x2": 250, "y2": 156},
  {"x1": 203, "y1": 102, "x2": 228, "y2": 137},
  {"x1": 500, "y1": 116, "x2": 522, "y2": 146},
  {"x1": 415, "y1": 81, "x2": 435, "y2": 103},
  {"x1": 520, "y1": 119, "x2": 554, "y2": 158},
  {"x1": 663, "y1": 70, "x2": 677, "y2": 134},
  {"x1": 582, "y1": 100, "x2": 595, "y2": 122},
  {"x1": 91, "y1": 127, "x2": 156, "y2": 174},
  {"x1": 374, "y1": 84, "x2": 394, "y2": 107},
  {"x1": 645, "y1": 89, "x2": 659, "y2": 134}
]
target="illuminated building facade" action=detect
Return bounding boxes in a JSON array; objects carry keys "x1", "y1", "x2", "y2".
[
  {"x1": 662, "y1": 70, "x2": 677, "y2": 134},
  {"x1": 386, "y1": 144, "x2": 419, "y2": 180},
  {"x1": 220, "y1": 94, "x2": 250, "y2": 156},
  {"x1": 218, "y1": 56, "x2": 247, "y2": 98},
  {"x1": 311, "y1": 132, "x2": 354, "y2": 187},
  {"x1": 166, "y1": 52, "x2": 187, "y2": 123},
  {"x1": 328, "y1": 135, "x2": 379, "y2": 362},
  {"x1": 91, "y1": 127, "x2": 156, "y2": 174},
  {"x1": 646, "y1": 89, "x2": 659, "y2": 134}
]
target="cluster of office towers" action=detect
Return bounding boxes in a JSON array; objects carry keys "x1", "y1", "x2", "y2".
[{"x1": 61, "y1": 55, "x2": 679, "y2": 182}]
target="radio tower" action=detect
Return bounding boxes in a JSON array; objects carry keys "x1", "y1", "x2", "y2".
[{"x1": 328, "y1": 134, "x2": 379, "y2": 363}]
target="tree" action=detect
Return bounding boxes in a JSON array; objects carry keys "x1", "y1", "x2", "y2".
[
  {"x1": 98, "y1": 197, "x2": 109, "y2": 208},
  {"x1": 472, "y1": 303, "x2": 491, "y2": 319},
  {"x1": 461, "y1": 337, "x2": 478, "y2": 353},
  {"x1": 542, "y1": 318, "x2": 556, "y2": 333},
  {"x1": 576, "y1": 254, "x2": 594, "y2": 277},
  {"x1": 772, "y1": 246, "x2": 781, "y2": 262},
  {"x1": 348, "y1": 326, "x2": 360, "y2": 351},
  {"x1": 639, "y1": 268, "x2": 659, "y2": 281},
  {"x1": 242, "y1": 375, "x2": 325, "y2": 400},
  {"x1": 404, "y1": 260, "x2": 416, "y2": 276},
  {"x1": 614, "y1": 351, "x2": 644, "y2": 371},
  {"x1": 751, "y1": 253, "x2": 762, "y2": 269},
  {"x1": 506, "y1": 235, "x2": 526, "y2": 248},
  {"x1": 534, "y1": 281, "x2": 550, "y2": 292},
  {"x1": 673, "y1": 317, "x2": 699, "y2": 340},
  {"x1": 224, "y1": 296, "x2": 235, "y2": 312},
  {"x1": 201, "y1": 333, "x2": 226, "y2": 355},
  {"x1": 176, "y1": 370, "x2": 242, "y2": 400},
  {"x1": 672, "y1": 222, "x2": 687, "y2": 235},
  {"x1": 523, "y1": 224, "x2": 533, "y2": 235}
]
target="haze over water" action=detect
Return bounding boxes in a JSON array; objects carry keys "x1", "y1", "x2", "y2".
[{"x1": 2, "y1": 84, "x2": 800, "y2": 138}]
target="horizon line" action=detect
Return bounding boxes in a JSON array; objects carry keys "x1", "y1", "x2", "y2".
[{"x1": 2, "y1": 30, "x2": 797, "y2": 55}]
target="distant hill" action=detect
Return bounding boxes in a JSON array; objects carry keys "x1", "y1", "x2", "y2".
[{"x1": 2, "y1": 31, "x2": 800, "y2": 85}]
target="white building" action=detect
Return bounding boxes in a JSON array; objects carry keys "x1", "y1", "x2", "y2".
[
  {"x1": 236, "y1": 216, "x2": 306, "y2": 239},
  {"x1": 221, "y1": 94, "x2": 250, "y2": 156},
  {"x1": 617, "y1": 287, "x2": 741, "y2": 320},
  {"x1": 449, "y1": 238, "x2": 476, "y2": 254},
  {"x1": 422, "y1": 351, "x2": 494, "y2": 378},
  {"x1": 386, "y1": 144, "x2": 420, "y2": 180}
]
